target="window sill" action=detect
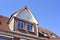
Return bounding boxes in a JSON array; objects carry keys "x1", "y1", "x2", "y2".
[
  {"x1": 18, "y1": 28, "x2": 24, "y2": 30},
  {"x1": 18, "y1": 28, "x2": 26, "y2": 33},
  {"x1": 28, "y1": 31, "x2": 36, "y2": 35}
]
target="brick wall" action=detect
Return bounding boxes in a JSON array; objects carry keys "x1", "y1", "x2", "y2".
[{"x1": 14, "y1": 17, "x2": 37, "y2": 36}]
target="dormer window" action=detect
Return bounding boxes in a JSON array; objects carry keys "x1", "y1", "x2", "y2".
[
  {"x1": 50, "y1": 34, "x2": 56, "y2": 38},
  {"x1": 18, "y1": 21, "x2": 24, "y2": 29},
  {"x1": 38, "y1": 32, "x2": 49, "y2": 38},
  {"x1": 44, "y1": 33, "x2": 48, "y2": 37},
  {"x1": 27, "y1": 24, "x2": 34, "y2": 32}
]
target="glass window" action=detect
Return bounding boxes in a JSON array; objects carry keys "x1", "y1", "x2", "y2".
[
  {"x1": 38, "y1": 32, "x2": 49, "y2": 38},
  {"x1": 0, "y1": 38, "x2": 7, "y2": 40},
  {"x1": 27, "y1": 24, "x2": 33, "y2": 32},
  {"x1": 50, "y1": 34, "x2": 56, "y2": 38},
  {"x1": 18, "y1": 21, "x2": 24, "y2": 29}
]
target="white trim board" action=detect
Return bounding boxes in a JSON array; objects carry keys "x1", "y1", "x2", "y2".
[{"x1": 0, "y1": 34, "x2": 13, "y2": 38}]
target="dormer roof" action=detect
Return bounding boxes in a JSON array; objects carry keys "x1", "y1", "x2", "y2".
[{"x1": 8, "y1": 6, "x2": 38, "y2": 24}]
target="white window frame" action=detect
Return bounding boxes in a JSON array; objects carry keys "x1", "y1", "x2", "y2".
[
  {"x1": 32, "y1": 26, "x2": 34, "y2": 32},
  {"x1": 17, "y1": 21, "x2": 24, "y2": 29},
  {"x1": 27, "y1": 24, "x2": 34, "y2": 32}
]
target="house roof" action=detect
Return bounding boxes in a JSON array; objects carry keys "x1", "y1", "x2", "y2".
[
  {"x1": 38, "y1": 27, "x2": 59, "y2": 38},
  {"x1": 0, "y1": 15, "x2": 60, "y2": 40},
  {"x1": 38, "y1": 27, "x2": 54, "y2": 34},
  {"x1": 0, "y1": 15, "x2": 10, "y2": 31}
]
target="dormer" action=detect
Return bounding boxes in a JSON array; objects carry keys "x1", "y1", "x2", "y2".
[{"x1": 8, "y1": 6, "x2": 38, "y2": 36}]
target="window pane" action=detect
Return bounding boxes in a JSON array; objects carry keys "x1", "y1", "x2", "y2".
[
  {"x1": 28, "y1": 24, "x2": 32, "y2": 32},
  {"x1": 0, "y1": 38, "x2": 7, "y2": 40},
  {"x1": 18, "y1": 21, "x2": 24, "y2": 29}
]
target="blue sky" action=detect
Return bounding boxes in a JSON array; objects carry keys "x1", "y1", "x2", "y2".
[{"x1": 0, "y1": 0, "x2": 60, "y2": 36}]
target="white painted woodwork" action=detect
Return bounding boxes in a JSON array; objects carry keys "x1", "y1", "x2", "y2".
[
  {"x1": 9, "y1": 18, "x2": 14, "y2": 31},
  {"x1": 13, "y1": 9, "x2": 38, "y2": 24}
]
